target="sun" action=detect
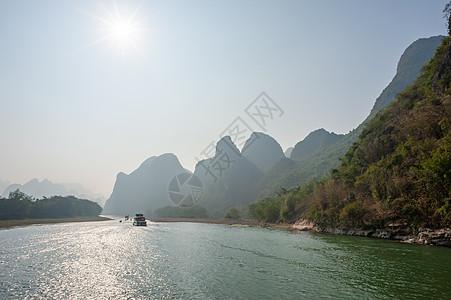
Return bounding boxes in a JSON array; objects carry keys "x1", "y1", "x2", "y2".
[
  {"x1": 113, "y1": 21, "x2": 133, "y2": 40},
  {"x1": 76, "y1": 1, "x2": 149, "y2": 58}
]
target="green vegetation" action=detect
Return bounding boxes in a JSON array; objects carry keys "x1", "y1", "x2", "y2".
[
  {"x1": 153, "y1": 205, "x2": 208, "y2": 218},
  {"x1": 224, "y1": 207, "x2": 241, "y2": 220},
  {"x1": 0, "y1": 190, "x2": 102, "y2": 220},
  {"x1": 258, "y1": 36, "x2": 445, "y2": 200},
  {"x1": 248, "y1": 36, "x2": 451, "y2": 230}
]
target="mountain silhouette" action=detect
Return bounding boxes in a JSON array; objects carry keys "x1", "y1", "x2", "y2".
[{"x1": 103, "y1": 153, "x2": 186, "y2": 215}]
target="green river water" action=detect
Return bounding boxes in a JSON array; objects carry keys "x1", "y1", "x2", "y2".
[{"x1": 0, "y1": 218, "x2": 450, "y2": 299}]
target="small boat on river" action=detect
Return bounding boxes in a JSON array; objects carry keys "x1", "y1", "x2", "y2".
[{"x1": 133, "y1": 214, "x2": 147, "y2": 226}]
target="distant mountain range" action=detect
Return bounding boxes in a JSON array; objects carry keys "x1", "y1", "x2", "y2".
[
  {"x1": 102, "y1": 35, "x2": 445, "y2": 218},
  {"x1": 103, "y1": 134, "x2": 284, "y2": 217},
  {"x1": 0, "y1": 180, "x2": 11, "y2": 196},
  {"x1": 2, "y1": 179, "x2": 106, "y2": 206}
]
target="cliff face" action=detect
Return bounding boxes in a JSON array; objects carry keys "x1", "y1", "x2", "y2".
[{"x1": 103, "y1": 153, "x2": 186, "y2": 215}]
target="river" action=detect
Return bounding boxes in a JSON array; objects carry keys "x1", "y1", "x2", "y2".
[{"x1": 0, "y1": 218, "x2": 450, "y2": 299}]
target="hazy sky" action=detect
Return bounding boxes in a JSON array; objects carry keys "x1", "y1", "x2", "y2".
[{"x1": 0, "y1": 0, "x2": 448, "y2": 197}]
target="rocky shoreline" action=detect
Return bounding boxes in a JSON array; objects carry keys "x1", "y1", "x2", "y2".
[
  {"x1": 150, "y1": 217, "x2": 451, "y2": 247},
  {"x1": 292, "y1": 219, "x2": 451, "y2": 247}
]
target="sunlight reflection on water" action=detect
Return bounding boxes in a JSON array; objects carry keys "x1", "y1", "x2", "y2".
[{"x1": 0, "y1": 219, "x2": 450, "y2": 299}]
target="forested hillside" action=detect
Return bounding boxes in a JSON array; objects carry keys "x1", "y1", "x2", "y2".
[
  {"x1": 258, "y1": 36, "x2": 445, "y2": 199},
  {"x1": 250, "y1": 36, "x2": 451, "y2": 231}
]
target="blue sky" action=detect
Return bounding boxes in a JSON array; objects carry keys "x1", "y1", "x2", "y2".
[{"x1": 0, "y1": 0, "x2": 448, "y2": 196}]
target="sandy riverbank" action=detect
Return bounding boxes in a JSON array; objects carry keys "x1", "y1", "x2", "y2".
[{"x1": 0, "y1": 216, "x2": 112, "y2": 229}]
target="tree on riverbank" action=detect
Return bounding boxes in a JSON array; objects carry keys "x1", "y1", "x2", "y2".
[{"x1": 0, "y1": 190, "x2": 102, "y2": 220}]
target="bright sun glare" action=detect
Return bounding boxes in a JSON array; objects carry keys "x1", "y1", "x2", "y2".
[
  {"x1": 113, "y1": 21, "x2": 133, "y2": 39},
  {"x1": 77, "y1": 1, "x2": 148, "y2": 58}
]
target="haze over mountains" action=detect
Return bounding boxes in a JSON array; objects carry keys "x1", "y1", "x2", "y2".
[
  {"x1": 0, "y1": 179, "x2": 10, "y2": 196},
  {"x1": 103, "y1": 154, "x2": 186, "y2": 215},
  {"x1": 242, "y1": 132, "x2": 285, "y2": 172},
  {"x1": 284, "y1": 147, "x2": 293, "y2": 158},
  {"x1": 102, "y1": 35, "x2": 445, "y2": 218},
  {"x1": 1, "y1": 178, "x2": 106, "y2": 206},
  {"x1": 290, "y1": 129, "x2": 343, "y2": 161},
  {"x1": 193, "y1": 136, "x2": 265, "y2": 218}
]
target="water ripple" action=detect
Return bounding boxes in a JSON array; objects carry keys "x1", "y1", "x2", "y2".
[{"x1": 0, "y1": 221, "x2": 450, "y2": 299}]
